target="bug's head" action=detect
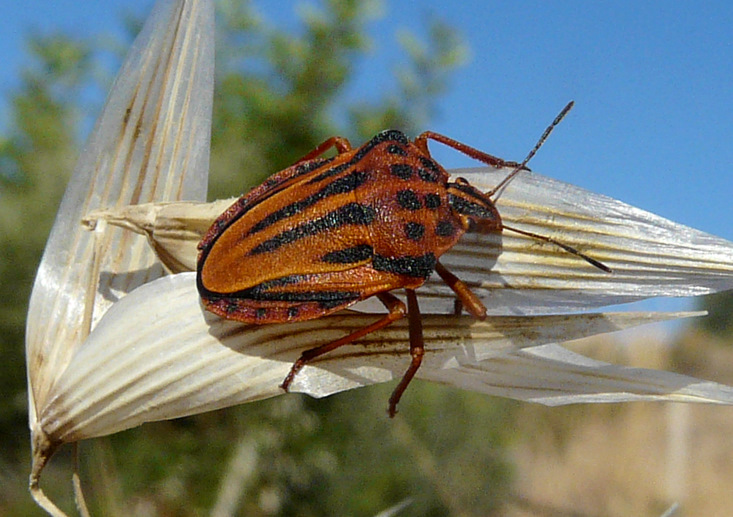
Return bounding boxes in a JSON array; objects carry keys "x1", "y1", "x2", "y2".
[{"x1": 447, "y1": 178, "x2": 502, "y2": 234}]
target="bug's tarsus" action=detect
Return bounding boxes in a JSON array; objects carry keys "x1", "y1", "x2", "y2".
[
  {"x1": 279, "y1": 291, "x2": 407, "y2": 393},
  {"x1": 453, "y1": 299, "x2": 464, "y2": 316},
  {"x1": 486, "y1": 101, "x2": 575, "y2": 198},
  {"x1": 388, "y1": 289, "x2": 424, "y2": 418},
  {"x1": 503, "y1": 224, "x2": 612, "y2": 273}
]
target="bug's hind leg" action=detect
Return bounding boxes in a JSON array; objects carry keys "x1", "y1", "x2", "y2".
[
  {"x1": 387, "y1": 289, "x2": 425, "y2": 417},
  {"x1": 434, "y1": 261, "x2": 487, "y2": 320},
  {"x1": 280, "y1": 291, "x2": 406, "y2": 392}
]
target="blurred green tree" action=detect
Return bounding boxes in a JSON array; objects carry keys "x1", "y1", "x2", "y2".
[
  {"x1": 1, "y1": 1, "x2": 517, "y2": 515},
  {"x1": 697, "y1": 292, "x2": 733, "y2": 339},
  {"x1": 0, "y1": 33, "x2": 93, "y2": 459}
]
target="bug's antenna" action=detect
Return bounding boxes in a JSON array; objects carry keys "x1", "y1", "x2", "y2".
[
  {"x1": 487, "y1": 101, "x2": 611, "y2": 274},
  {"x1": 486, "y1": 101, "x2": 574, "y2": 198},
  {"x1": 502, "y1": 224, "x2": 612, "y2": 273}
]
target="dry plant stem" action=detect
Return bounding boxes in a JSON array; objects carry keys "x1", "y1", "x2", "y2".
[
  {"x1": 69, "y1": 227, "x2": 106, "y2": 517},
  {"x1": 211, "y1": 438, "x2": 258, "y2": 517},
  {"x1": 30, "y1": 484, "x2": 67, "y2": 517},
  {"x1": 391, "y1": 417, "x2": 469, "y2": 517},
  {"x1": 30, "y1": 439, "x2": 67, "y2": 517},
  {"x1": 82, "y1": 221, "x2": 106, "y2": 337},
  {"x1": 72, "y1": 443, "x2": 91, "y2": 517}
]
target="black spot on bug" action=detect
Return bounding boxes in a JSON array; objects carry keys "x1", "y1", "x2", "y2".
[
  {"x1": 308, "y1": 162, "x2": 352, "y2": 182},
  {"x1": 387, "y1": 144, "x2": 408, "y2": 156},
  {"x1": 424, "y1": 193, "x2": 441, "y2": 209},
  {"x1": 420, "y1": 156, "x2": 441, "y2": 173},
  {"x1": 435, "y1": 220, "x2": 456, "y2": 237},
  {"x1": 317, "y1": 291, "x2": 362, "y2": 309},
  {"x1": 263, "y1": 177, "x2": 279, "y2": 188},
  {"x1": 418, "y1": 167, "x2": 440, "y2": 183},
  {"x1": 231, "y1": 275, "x2": 360, "y2": 306},
  {"x1": 263, "y1": 290, "x2": 360, "y2": 306},
  {"x1": 390, "y1": 163, "x2": 414, "y2": 180},
  {"x1": 250, "y1": 203, "x2": 376, "y2": 255},
  {"x1": 255, "y1": 308, "x2": 267, "y2": 318},
  {"x1": 322, "y1": 244, "x2": 374, "y2": 264},
  {"x1": 337, "y1": 203, "x2": 377, "y2": 226},
  {"x1": 420, "y1": 156, "x2": 442, "y2": 174},
  {"x1": 405, "y1": 222, "x2": 425, "y2": 241},
  {"x1": 396, "y1": 190, "x2": 422, "y2": 211},
  {"x1": 372, "y1": 130, "x2": 409, "y2": 145},
  {"x1": 373, "y1": 253, "x2": 436, "y2": 279},
  {"x1": 226, "y1": 275, "x2": 305, "y2": 298},
  {"x1": 249, "y1": 170, "x2": 370, "y2": 235},
  {"x1": 295, "y1": 157, "x2": 333, "y2": 177}
]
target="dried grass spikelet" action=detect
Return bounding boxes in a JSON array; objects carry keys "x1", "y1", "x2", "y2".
[
  {"x1": 83, "y1": 198, "x2": 236, "y2": 273},
  {"x1": 26, "y1": 0, "x2": 214, "y2": 514},
  {"x1": 25, "y1": 0, "x2": 733, "y2": 514}
]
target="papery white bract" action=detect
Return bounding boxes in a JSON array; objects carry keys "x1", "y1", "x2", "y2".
[
  {"x1": 26, "y1": 0, "x2": 214, "y2": 513},
  {"x1": 38, "y1": 272, "x2": 733, "y2": 444}
]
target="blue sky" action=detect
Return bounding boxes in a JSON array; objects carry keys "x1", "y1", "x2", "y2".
[{"x1": 2, "y1": 1, "x2": 731, "y2": 243}]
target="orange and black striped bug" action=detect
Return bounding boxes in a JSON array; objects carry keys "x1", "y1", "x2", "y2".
[{"x1": 197, "y1": 102, "x2": 610, "y2": 416}]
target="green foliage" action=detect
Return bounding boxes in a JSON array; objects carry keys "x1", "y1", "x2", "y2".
[
  {"x1": 1, "y1": 2, "x2": 517, "y2": 515},
  {"x1": 76, "y1": 387, "x2": 513, "y2": 516},
  {"x1": 697, "y1": 291, "x2": 733, "y2": 339},
  {"x1": 208, "y1": 0, "x2": 468, "y2": 199}
]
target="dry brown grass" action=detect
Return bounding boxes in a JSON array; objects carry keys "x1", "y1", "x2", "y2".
[{"x1": 505, "y1": 329, "x2": 733, "y2": 517}]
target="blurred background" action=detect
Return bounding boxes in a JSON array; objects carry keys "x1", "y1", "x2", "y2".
[{"x1": 1, "y1": 1, "x2": 732, "y2": 515}]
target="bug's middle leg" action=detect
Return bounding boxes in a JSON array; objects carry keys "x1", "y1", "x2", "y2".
[
  {"x1": 434, "y1": 261, "x2": 487, "y2": 320},
  {"x1": 280, "y1": 291, "x2": 406, "y2": 392}
]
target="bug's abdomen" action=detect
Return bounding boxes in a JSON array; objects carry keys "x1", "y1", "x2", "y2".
[{"x1": 198, "y1": 161, "x2": 412, "y2": 323}]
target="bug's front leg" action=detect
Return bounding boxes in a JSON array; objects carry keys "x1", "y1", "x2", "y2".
[
  {"x1": 280, "y1": 291, "x2": 407, "y2": 392},
  {"x1": 387, "y1": 288, "x2": 425, "y2": 417},
  {"x1": 413, "y1": 131, "x2": 521, "y2": 170}
]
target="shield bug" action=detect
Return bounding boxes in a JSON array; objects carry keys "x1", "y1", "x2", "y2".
[{"x1": 197, "y1": 102, "x2": 610, "y2": 416}]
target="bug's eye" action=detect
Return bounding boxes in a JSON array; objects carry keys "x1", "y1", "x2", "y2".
[
  {"x1": 448, "y1": 193, "x2": 497, "y2": 219},
  {"x1": 447, "y1": 181, "x2": 502, "y2": 232}
]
